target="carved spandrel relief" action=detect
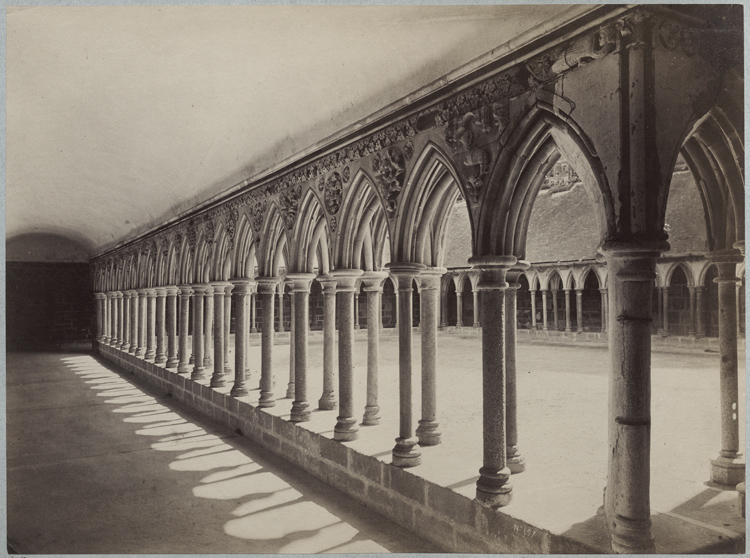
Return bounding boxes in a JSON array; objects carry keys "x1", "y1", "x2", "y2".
[
  {"x1": 279, "y1": 184, "x2": 301, "y2": 230},
  {"x1": 251, "y1": 199, "x2": 265, "y2": 235},
  {"x1": 372, "y1": 146, "x2": 405, "y2": 219},
  {"x1": 324, "y1": 172, "x2": 343, "y2": 215}
]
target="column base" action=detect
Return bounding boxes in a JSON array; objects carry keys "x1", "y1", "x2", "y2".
[
  {"x1": 285, "y1": 383, "x2": 295, "y2": 399},
  {"x1": 609, "y1": 515, "x2": 655, "y2": 554},
  {"x1": 177, "y1": 363, "x2": 191, "y2": 374},
  {"x1": 362, "y1": 405, "x2": 381, "y2": 426},
  {"x1": 710, "y1": 455, "x2": 746, "y2": 486},
  {"x1": 135, "y1": 349, "x2": 146, "y2": 358},
  {"x1": 189, "y1": 355, "x2": 194, "y2": 364},
  {"x1": 155, "y1": 354, "x2": 167, "y2": 365},
  {"x1": 416, "y1": 419, "x2": 441, "y2": 446},
  {"x1": 334, "y1": 417, "x2": 359, "y2": 441},
  {"x1": 250, "y1": 328, "x2": 258, "y2": 333},
  {"x1": 225, "y1": 365, "x2": 233, "y2": 375},
  {"x1": 258, "y1": 392, "x2": 276, "y2": 408},
  {"x1": 145, "y1": 349, "x2": 156, "y2": 360},
  {"x1": 210, "y1": 374, "x2": 227, "y2": 388},
  {"x1": 318, "y1": 393, "x2": 337, "y2": 411},
  {"x1": 475, "y1": 466, "x2": 512, "y2": 508},
  {"x1": 507, "y1": 446, "x2": 526, "y2": 474},
  {"x1": 290, "y1": 401, "x2": 311, "y2": 422},
  {"x1": 165, "y1": 358, "x2": 179, "y2": 369},
  {"x1": 392, "y1": 437, "x2": 421, "y2": 467},
  {"x1": 230, "y1": 382, "x2": 249, "y2": 398},
  {"x1": 204, "y1": 357, "x2": 212, "y2": 367},
  {"x1": 191, "y1": 366, "x2": 207, "y2": 380},
  {"x1": 121, "y1": 342, "x2": 131, "y2": 352}
]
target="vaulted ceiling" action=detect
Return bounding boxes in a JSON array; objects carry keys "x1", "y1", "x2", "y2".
[{"x1": 6, "y1": 4, "x2": 572, "y2": 257}]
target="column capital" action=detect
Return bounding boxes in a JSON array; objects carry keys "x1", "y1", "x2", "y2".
[
  {"x1": 113, "y1": 290, "x2": 123, "y2": 298},
  {"x1": 733, "y1": 240, "x2": 745, "y2": 256},
  {"x1": 136, "y1": 288, "x2": 148, "y2": 296},
  {"x1": 386, "y1": 262, "x2": 424, "y2": 291},
  {"x1": 177, "y1": 284, "x2": 194, "y2": 296},
  {"x1": 224, "y1": 282, "x2": 237, "y2": 295},
  {"x1": 317, "y1": 275, "x2": 338, "y2": 294},
  {"x1": 144, "y1": 288, "x2": 157, "y2": 297},
  {"x1": 360, "y1": 270, "x2": 389, "y2": 292},
  {"x1": 330, "y1": 268, "x2": 364, "y2": 291},
  {"x1": 600, "y1": 239, "x2": 669, "y2": 259},
  {"x1": 154, "y1": 286, "x2": 168, "y2": 296},
  {"x1": 106, "y1": 291, "x2": 117, "y2": 298},
  {"x1": 707, "y1": 248, "x2": 744, "y2": 265},
  {"x1": 165, "y1": 285, "x2": 180, "y2": 296},
  {"x1": 230, "y1": 278, "x2": 254, "y2": 295},
  {"x1": 94, "y1": 292, "x2": 107, "y2": 300},
  {"x1": 126, "y1": 289, "x2": 139, "y2": 297},
  {"x1": 286, "y1": 272, "x2": 316, "y2": 292},
  {"x1": 190, "y1": 283, "x2": 212, "y2": 294},
  {"x1": 255, "y1": 276, "x2": 280, "y2": 294},
  {"x1": 599, "y1": 288, "x2": 609, "y2": 294},
  {"x1": 419, "y1": 267, "x2": 445, "y2": 291},
  {"x1": 210, "y1": 281, "x2": 232, "y2": 294}
]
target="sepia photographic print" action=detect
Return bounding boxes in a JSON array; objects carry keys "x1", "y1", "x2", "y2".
[{"x1": 5, "y1": 3, "x2": 746, "y2": 555}]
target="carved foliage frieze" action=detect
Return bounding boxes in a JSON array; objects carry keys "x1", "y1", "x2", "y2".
[
  {"x1": 372, "y1": 146, "x2": 405, "y2": 219},
  {"x1": 279, "y1": 184, "x2": 301, "y2": 230},
  {"x1": 324, "y1": 171, "x2": 343, "y2": 215}
]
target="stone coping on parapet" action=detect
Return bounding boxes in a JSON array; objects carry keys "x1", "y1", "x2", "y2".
[{"x1": 95, "y1": 342, "x2": 745, "y2": 555}]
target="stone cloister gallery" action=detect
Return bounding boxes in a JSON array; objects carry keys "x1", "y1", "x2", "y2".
[{"x1": 8, "y1": 4, "x2": 746, "y2": 555}]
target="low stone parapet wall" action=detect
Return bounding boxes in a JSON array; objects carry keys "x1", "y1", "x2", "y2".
[{"x1": 96, "y1": 341, "x2": 608, "y2": 554}]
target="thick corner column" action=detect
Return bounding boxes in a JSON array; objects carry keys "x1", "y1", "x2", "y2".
[
  {"x1": 177, "y1": 285, "x2": 193, "y2": 374},
  {"x1": 361, "y1": 271, "x2": 388, "y2": 425},
  {"x1": 210, "y1": 281, "x2": 230, "y2": 387},
  {"x1": 708, "y1": 250, "x2": 745, "y2": 486},
  {"x1": 318, "y1": 277, "x2": 338, "y2": 411},
  {"x1": 288, "y1": 273, "x2": 316, "y2": 422},
  {"x1": 506, "y1": 267, "x2": 527, "y2": 474},
  {"x1": 165, "y1": 286, "x2": 179, "y2": 368},
  {"x1": 154, "y1": 287, "x2": 167, "y2": 364},
  {"x1": 230, "y1": 279, "x2": 252, "y2": 397},
  {"x1": 191, "y1": 284, "x2": 209, "y2": 380},
  {"x1": 144, "y1": 288, "x2": 157, "y2": 360},
  {"x1": 416, "y1": 267, "x2": 443, "y2": 445},
  {"x1": 257, "y1": 278, "x2": 279, "y2": 407},
  {"x1": 387, "y1": 262, "x2": 424, "y2": 466},
  {"x1": 331, "y1": 269, "x2": 364, "y2": 441},
  {"x1": 469, "y1": 255, "x2": 515, "y2": 508},
  {"x1": 602, "y1": 241, "x2": 664, "y2": 554},
  {"x1": 136, "y1": 289, "x2": 148, "y2": 358}
]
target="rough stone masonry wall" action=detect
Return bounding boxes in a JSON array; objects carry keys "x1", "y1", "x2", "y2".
[{"x1": 97, "y1": 342, "x2": 608, "y2": 555}]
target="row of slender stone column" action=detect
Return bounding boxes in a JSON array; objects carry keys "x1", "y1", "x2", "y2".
[
  {"x1": 528, "y1": 287, "x2": 608, "y2": 333},
  {"x1": 656, "y1": 282, "x2": 745, "y2": 337}
]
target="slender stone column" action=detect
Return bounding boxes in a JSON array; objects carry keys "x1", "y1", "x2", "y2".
[
  {"x1": 318, "y1": 277, "x2": 338, "y2": 410},
  {"x1": 541, "y1": 289, "x2": 549, "y2": 331},
  {"x1": 250, "y1": 292, "x2": 258, "y2": 333},
  {"x1": 103, "y1": 292, "x2": 111, "y2": 344},
  {"x1": 439, "y1": 283, "x2": 448, "y2": 329},
  {"x1": 709, "y1": 251, "x2": 745, "y2": 486},
  {"x1": 224, "y1": 284, "x2": 234, "y2": 374},
  {"x1": 277, "y1": 288, "x2": 285, "y2": 332},
  {"x1": 601, "y1": 241, "x2": 665, "y2": 554},
  {"x1": 177, "y1": 285, "x2": 193, "y2": 374},
  {"x1": 456, "y1": 286, "x2": 463, "y2": 327},
  {"x1": 116, "y1": 292, "x2": 124, "y2": 348},
  {"x1": 395, "y1": 289, "x2": 400, "y2": 328},
  {"x1": 165, "y1": 286, "x2": 179, "y2": 368},
  {"x1": 361, "y1": 271, "x2": 388, "y2": 425},
  {"x1": 288, "y1": 273, "x2": 316, "y2": 422},
  {"x1": 257, "y1": 278, "x2": 279, "y2": 407},
  {"x1": 530, "y1": 289, "x2": 537, "y2": 329},
  {"x1": 136, "y1": 289, "x2": 148, "y2": 358},
  {"x1": 600, "y1": 288, "x2": 609, "y2": 334},
  {"x1": 564, "y1": 289, "x2": 572, "y2": 333},
  {"x1": 735, "y1": 283, "x2": 742, "y2": 337},
  {"x1": 695, "y1": 287, "x2": 705, "y2": 338},
  {"x1": 121, "y1": 291, "x2": 131, "y2": 352},
  {"x1": 331, "y1": 269, "x2": 364, "y2": 441},
  {"x1": 286, "y1": 279, "x2": 296, "y2": 399},
  {"x1": 656, "y1": 286, "x2": 664, "y2": 335},
  {"x1": 154, "y1": 287, "x2": 167, "y2": 364},
  {"x1": 552, "y1": 289, "x2": 559, "y2": 330},
  {"x1": 230, "y1": 279, "x2": 252, "y2": 397},
  {"x1": 472, "y1": 289, "x2": 480, "y2": 328},
  {"x1": 144, "y1": 289, "x2": 157, "y2": 360},
  {"x1": 416, "y1": 268, "x2": 443, "y2": 445},
  {"x1": 506, "y1": 268, "x2": 527, "y2": 473},
  {"x1": 129, "y1": 290, "x2": 139, "y2": 354},
  {"x1": 688, "y1": 286, "x2": 697, "y2": 337},
  {"x1": 110, "y1": 292, "x2": 119, "y2": 347},
  {"x1": 191, "y1": 284, "x2": 209, "y2": 380},
  {"x1": 387, "y1": 263, "x2": 424, "y2": 466},
  {"x1": 354, "y1": 291, "x2": 360, "y2": 330},
  {"x1": 203, "y1": 292, "x2": 213, "y2": 368},
  {"x1": 661, "y1": 286, "x2": 669, "y2": 336},
  {"x1": 469, "y1": 255, "x2": 516, "y2": 508},
  {"x1": 575, "y1": 289, "x2": 584, "y2": 333},
  {"x1": 210, "y1": 282, "x2": 230, "y2": 387}
]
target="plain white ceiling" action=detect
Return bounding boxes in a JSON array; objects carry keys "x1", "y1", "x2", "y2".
[{"x1": 6, "y1": 4, "x2": 571, "y2": 256}]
